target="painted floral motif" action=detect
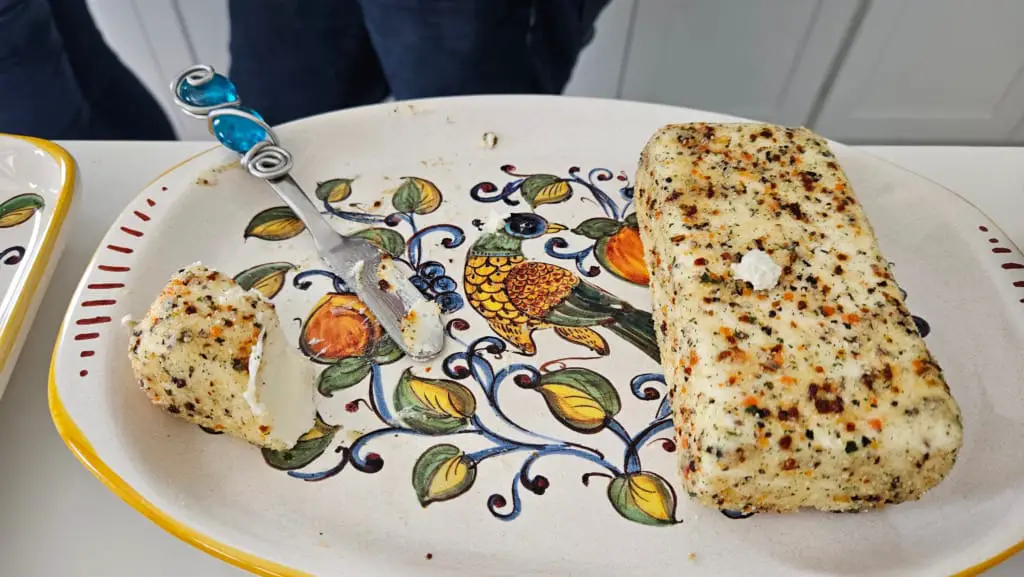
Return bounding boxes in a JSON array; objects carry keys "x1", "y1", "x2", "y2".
[
  {"x1": 272, "y1": 319, "x2": 678, "y2": 526},
  {"x1": 0, "y1": 193, "x2": 44, "y2": 267},
  {"x1": 238, "y1": 169, "x2": 678, "y2": 526},
  {"x1": 471, "y1": 166, "x2": 648, "y2": 285}
]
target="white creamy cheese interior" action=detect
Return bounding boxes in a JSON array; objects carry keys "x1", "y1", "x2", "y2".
[
  {"x1": 730, "y1": 249, "x2": 782, "y2": 291},
  {"x1": 250, "y1": 317, "x2": 317, "y2": 446}
]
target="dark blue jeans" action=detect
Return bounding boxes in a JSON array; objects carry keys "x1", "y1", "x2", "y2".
[
  {"x1": 228, "y1": 0, "x2": 610, "y2": 125},
  {"x1": 0, "y1": 0, "x2": 175, "y2": 139},
  {"x1": 0, "y1": 0, "x2": 607, "y2": 139}
]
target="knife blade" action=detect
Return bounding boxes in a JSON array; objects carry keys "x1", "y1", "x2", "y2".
[{"x1": 262, "y1": 170, "x2": 444, "y2": 361}]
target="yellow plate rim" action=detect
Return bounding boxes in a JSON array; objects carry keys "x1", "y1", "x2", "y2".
[{"x1": 0, "y1": 134, "x2": 75, "y2": 376}]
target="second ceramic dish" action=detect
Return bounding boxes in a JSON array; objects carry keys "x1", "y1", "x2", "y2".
[{"x1": 0, "y1": 134, "x2": 75, "y2": 398}]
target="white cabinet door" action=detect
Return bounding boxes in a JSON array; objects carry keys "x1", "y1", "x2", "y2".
[
  {"x1": 813, "y1": 0, "x2": 1024, "y2": 144},
  {"x1": 619, "y1": 0, "x2": 863, "y2": 126}
]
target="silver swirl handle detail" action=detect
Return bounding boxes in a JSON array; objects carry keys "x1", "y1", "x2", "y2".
[{"x1": 243, "y1": 141, "x2": 294, "y2": 181}]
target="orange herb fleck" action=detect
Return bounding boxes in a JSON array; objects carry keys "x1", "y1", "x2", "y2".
[
  {"x1": 783, "y1": 292, "x2": 794, "y2": 302},
  {"x1": 780, "y1": 375, "x2": 796, "y2": 386},
  {"x1": 742, "y1": 395, "x2": 759, "y2": 407},
  {"x1": 868, "y1": 418, "x2": 883, "y2": 432},
  {"x1": 822, "y1": 305, "x2": 836, "y2": 316}
]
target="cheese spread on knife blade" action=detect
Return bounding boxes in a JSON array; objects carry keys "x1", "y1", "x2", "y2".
[{"x1": 635, "y1": 123, "x2": 963, "y2": 513}]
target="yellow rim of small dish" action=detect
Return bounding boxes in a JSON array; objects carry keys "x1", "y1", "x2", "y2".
[
  {"x1": 0, "y1": 135, "x2": 75, "y2": 377},
  {"x1": 44, "y1": 138, "x2": 1023, "y2": 577}
]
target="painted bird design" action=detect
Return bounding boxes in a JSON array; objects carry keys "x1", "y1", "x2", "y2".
[{"x1": 464, "y1": 213, "x2": 660, "y2": 362}]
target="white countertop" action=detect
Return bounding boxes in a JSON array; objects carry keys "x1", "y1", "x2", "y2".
[{"x1": 0, "y1": 142, "x2": 1021, "y2": 576}]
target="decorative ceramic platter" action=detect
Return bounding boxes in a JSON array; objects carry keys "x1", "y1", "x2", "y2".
[
  {"x1": 50, "y1": 97, "x2": 1024, "y2": 576},
  {"x1": 0, "y1": 134, "x2": 74, "y2": 398}
]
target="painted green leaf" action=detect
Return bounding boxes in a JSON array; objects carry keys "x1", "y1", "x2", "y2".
[
  {"x1": 234, "y1": 262, "x2": 294, "y2": 299},
  {"x1": 534, "y1": 367, "x2": 620, "y2": 434},
  {"x1": 315, "y1": 178, "x2": 353, "y2": 203},
  {"x1": 370, "y1": 334, "x2": 404, "y2": 365},
  {"x1": 393, "y1": 368, "x2": 476, "y2": 435},
  {"x1": 262, "y1": 414, "x2": 340, "y2": 470},
  {"x1": 607, "y1": 472, "x2": 678, "y2": 526},
  {"x1": 392, "y1": 177, "x2": 442, "y2": 214},
  {"x1": 624, "y1": 212, "x2": 638, "y2": 228},
  {"x1": 412, "y1": 444, "x2": 476, "y2": 506},
  {"x1": 349, "y1": 227, "x2": 405, "y2": 258},
  {"x1": 0, "y1": 193, "x2": 44, "y2": 228},
  {"x1": 317, "y1": 357, "x2": 372, "y2": 397},
  {"x1": 572, "y1": 217, "x2": 621, "y2": 240},
  {"x1": 244, "y1": 206, "x2": 305, "y2": 241},
  {"x1": 521, "y1": 174, "x2": 572, "y2": 208}
]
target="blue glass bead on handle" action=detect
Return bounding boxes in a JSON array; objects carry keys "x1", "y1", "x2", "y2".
[
  {"x1": 171, "y1": 65, "x2": 271, "y2": 155},
  {"x1": 210, "y1": 108, "x2": 270, "y2": 154},
  {"x1": 176, "y1": 72, "x2": 239, "y2": 107}
]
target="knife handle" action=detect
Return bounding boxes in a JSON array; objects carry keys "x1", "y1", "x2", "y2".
[{"x1": 169, "y1": 65, "x2": 351, "y2": 254}]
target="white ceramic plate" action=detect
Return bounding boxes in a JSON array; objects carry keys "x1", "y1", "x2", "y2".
[
  {"x1": 50, "y1": 97, "x2": 1024, "y2": 576},
  {"x1": 0, "y1": 134, "x2": 74, "y2": 399}
]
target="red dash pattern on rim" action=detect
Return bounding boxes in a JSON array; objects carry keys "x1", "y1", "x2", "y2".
[
  {"x1": 78, "y1": 191, "x2": 157, "y2": 385},
  {"x1": 76, "y1": 316, "x2": 112, "y2": 326},
  {"x1": 980, "y1": 225, "x2": 1024, "y2": 303}
]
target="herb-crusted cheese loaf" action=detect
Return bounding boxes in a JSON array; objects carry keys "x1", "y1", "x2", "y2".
[
  {"x1": 128, "y1": 264, "x2": 316, "y2": 450},
  {"x1": 635, "y1": 123, "x2": 963, "y2": 513}
]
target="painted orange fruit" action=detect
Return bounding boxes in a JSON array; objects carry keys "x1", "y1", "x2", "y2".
[
  {"x1": 300, "y1": 294, "x2": 383, "y2": 362},
  {"x1": 596, "y1": 225, "x2": 649, "y2": 286}
]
